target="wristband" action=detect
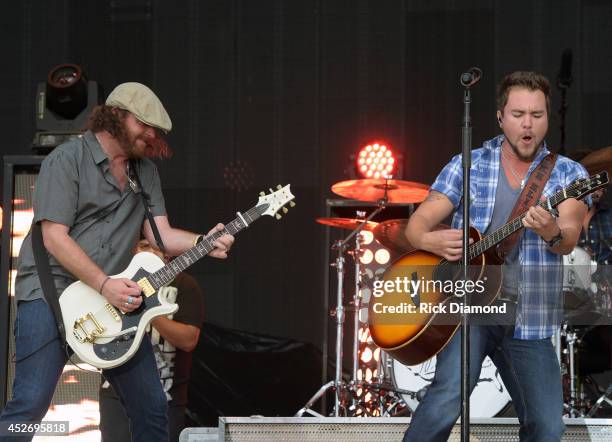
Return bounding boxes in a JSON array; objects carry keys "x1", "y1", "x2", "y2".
[
  {"x1": 99, "y1": 276, "x2": 111, "y2": 294},
  {"x1": 193, "y1": 235, "x2": 204, "y2": 247},
  {"x1": 546, "y1": 228, "x2": 564, "y2": 248}
]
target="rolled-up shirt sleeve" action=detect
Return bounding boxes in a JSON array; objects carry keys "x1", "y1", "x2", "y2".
[
  {"x1": 33, "y1": 148, "x2": 79, "y2": 227},
  {"x1": 430, "y1": 153, "x2": 463, "y2": 208}
]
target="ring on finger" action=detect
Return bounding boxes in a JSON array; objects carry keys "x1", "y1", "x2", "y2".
[{"x1": 127, "y1": 296, "x2": 134, "y2": 305}]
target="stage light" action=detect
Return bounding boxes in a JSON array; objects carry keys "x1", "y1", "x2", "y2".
[
  {"x1": 32, "y1": 64, "x2": 102, "y2": 153},
  {"x1": 45, "y1": 64, "x2": 88, "y2": 120},
  {"x1": 361, "y1": 347, "x2": 373, "y2": 363},
  {"x1": 360, "y1": 230, "x2": 374, "y2": 245},
  {"x1": 355, "y1": 142, "x2": 396, "y2": 179},
  {"x1": 374, "y1": 248, "x2": 390, "y2": 265},
  {"x1": 359, "y1": 249, "x2": 373, "y2": 265}
]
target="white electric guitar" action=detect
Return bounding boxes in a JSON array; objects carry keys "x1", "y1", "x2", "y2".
[{"x1": 59, "y1": 185, "x2": 295, "y2": 369}]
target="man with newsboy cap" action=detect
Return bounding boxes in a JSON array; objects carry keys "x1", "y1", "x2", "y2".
[{"x1": 0, "y1": 83, "x2": 234, "y2": 442}]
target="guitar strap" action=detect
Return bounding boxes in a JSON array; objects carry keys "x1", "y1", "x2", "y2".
[
  {"x1": 31, "y1": 221, "x2": 68, "y2": 347},
  {"x1": 496, "y1": 152, "x2": 557, "y2": 259},
  {"x1": 128, "y1": 160, "x2": 167, "y2": 255}
]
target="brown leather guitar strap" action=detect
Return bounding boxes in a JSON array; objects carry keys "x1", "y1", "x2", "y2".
[{"x1": 496, "y1": 152, "x2": 557, "y2": 259}]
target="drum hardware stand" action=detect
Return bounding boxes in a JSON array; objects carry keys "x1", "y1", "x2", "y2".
[
  {"x1": 561, "y1": 323, "x2": 583, "y2": 417},
  {"x1": 587, "y1": 382, "x2": 612, "y2": 417},
  {"x1": 296, "y1": 195, "x2": 388, "y2": 417},
  {"x1": 349, "y1": 215, "x2": 364, "y2": 410}
]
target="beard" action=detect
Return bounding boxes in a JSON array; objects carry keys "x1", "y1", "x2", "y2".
[
  {"x1": 117, "y1": 124, "x2": 171, "y2": 160},
  {"x1": 118, "y1": 130, "x2": 154, "y2": 159},
  {"x1": 505, "y1": 136, "x2": 544, "y2": 162},
  {"x1": 121, "y1": 137, "x2": 147, "y2": 159}
]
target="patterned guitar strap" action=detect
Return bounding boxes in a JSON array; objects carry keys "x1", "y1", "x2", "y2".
[{"x1": 496, "y1": 152, "x2": 557, "y2": 260}]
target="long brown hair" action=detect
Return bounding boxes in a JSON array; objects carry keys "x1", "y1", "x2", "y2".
[{"x1": 85, "y1": 105, "x2": 173, "y2": 159}]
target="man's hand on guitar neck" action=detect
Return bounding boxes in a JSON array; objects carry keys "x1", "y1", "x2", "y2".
[
  {"x1": 522, "y1": 198, "x2": 586, "y2": 255},
  {"x1": 522, "y1": 205, "x2": 560, "y2": 241},
  {"x1": 142, "y1": 217, "x2": 234, "y2": 258},
  {"x1": 205, "y1": 223, "x2": 235, "y2": 259}
]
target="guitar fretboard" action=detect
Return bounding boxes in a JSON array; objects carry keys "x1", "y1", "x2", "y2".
[
  {"x1": 468, "y1": 179, "x2": 583, "y2": 260},
  {"x1": 146, "y1": 203, "x2": 269, "y2": 289}
]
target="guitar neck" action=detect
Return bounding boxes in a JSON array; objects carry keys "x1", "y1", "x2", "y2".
[
  {"x1": 147, "y1": 203, "x2": 268, "y2": 289},
  {"x1": 468, "y1": 184, "x2": 574, "y2": 260}
]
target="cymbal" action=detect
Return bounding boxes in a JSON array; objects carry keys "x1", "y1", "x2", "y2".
[
  {"x1": 331, "y1": 179, "x2": 430, "y2": 203},
  {"x1": 580, "y1": 146, "x2": 612, "y2": 176},
  {"x1": 372, "y1": 219, "x2": 415, "y2": 254},
  {"x1": 316, "y1": 217, "x2": 378, "y2": 231},
  {"x1": 373, "y1": 220, "x2": 447, "y2": 254}
]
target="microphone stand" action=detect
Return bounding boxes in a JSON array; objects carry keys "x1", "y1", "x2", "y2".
[
  {"x1": 557, "y1": 49, "x2": 573, "y2": 156},
  {"x1": 459, "y1": 67, "x2": 480, "y2": 442}
]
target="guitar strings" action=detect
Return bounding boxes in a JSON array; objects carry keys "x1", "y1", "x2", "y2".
[
  {"x1": 148, "y1": 204, "x2": 266, "y2": 289},
  {"x1": 437, "y1": 177, "x2": 598, "y2": 270}
]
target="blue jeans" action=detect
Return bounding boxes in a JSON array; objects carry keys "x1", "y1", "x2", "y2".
[
  {"x1": 0, "y1": 299, "x2": 168, "y2": 442},
  {"x1": 403, "y1": 324, "x2": 564, "y2": 442}
]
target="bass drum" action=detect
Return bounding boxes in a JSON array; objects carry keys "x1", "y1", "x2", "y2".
[{"x1": 391, "y1": 355, "x2": 512, "y2": 417}]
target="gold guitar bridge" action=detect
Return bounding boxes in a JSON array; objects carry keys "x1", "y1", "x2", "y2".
[{"x1": 73, "y1": 312, "x2": 106, "y2": 344}]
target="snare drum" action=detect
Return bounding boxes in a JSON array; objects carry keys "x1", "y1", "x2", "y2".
[{"x1": 390, "y1": 355, "x2": 511, "y2": 417}]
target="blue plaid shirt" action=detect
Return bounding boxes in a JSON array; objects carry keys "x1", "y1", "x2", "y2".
[
  {"x1": 431, "y1": 135, "x2": 590, "y2": 339},
  {"x1": 579, "y1": 203, "x2": 612, "y2": 265}
]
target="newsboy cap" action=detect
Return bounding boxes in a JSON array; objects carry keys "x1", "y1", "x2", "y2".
[{"x1": 105, "y1": 82, "x2": 172, "y2": 133}]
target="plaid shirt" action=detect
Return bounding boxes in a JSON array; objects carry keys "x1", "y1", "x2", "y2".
[
  {"x1": 579, "y1": 203, "x2": 612, "y2": 265},
  {"x1": 431, "y1": 135, "x2": 589, "y2": 339}
]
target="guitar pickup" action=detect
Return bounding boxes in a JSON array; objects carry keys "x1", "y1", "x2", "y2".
[
  {"x1": 73, "y1": 312, "x2": 106, "y2": 344},
  {"x1": 105, "y1": 303, "x2": 121, "y2": 322},
  {"x1": 137, "y1": 277, "x2": 155, "y2": 296}
]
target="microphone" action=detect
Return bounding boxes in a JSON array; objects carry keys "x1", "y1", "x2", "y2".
[
  {"x1": 460, "y1": 67, "x2": 482, "y2": 87},
  {"x1": 557, "y1": 49, "x2": 573, "y2": 89}
]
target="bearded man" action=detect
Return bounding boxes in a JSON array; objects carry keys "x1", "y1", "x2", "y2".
[{"x1": 0, "y1": 83, "x2": 233, "y2": 442}]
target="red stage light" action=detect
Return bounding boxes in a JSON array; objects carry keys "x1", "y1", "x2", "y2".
[{"x1": 356, "y1": 142, "x2": 396, "y2": 179}]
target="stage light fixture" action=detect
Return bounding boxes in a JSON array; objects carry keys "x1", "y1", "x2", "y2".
[
  {"x1": 360, "y1": 230, "x2": 374, "y2": 245},
  {"x1": 374, "y1": 248, "x2": 390, "y2": 265},
  {"x1": 359, "y1": 249, "x2": 373, "y2": 265},
  {"x1": 356, "y1": 142, "x2": 396, "y2": 179},
  {"x1": 32, "y1": 64, "x2": 102, "y2": 153},
  {"x1": 45, "y1": 64, "x2": 88, "y2": 120}
]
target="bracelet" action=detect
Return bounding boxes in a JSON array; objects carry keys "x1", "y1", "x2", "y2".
[
  {"x1": 193, "y1": 235, "x2": 204, "y2": 247},
  {"x1": 99, "y1": 276, "x2": 111, "y2": 294}
]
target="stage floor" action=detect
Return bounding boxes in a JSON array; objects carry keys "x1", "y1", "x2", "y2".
[{"x1": 180, "y1": 417, "x2": 612, "y2": 441}]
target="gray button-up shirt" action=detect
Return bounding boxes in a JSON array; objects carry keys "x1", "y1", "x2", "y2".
[{"x1": 15, "y1": 131, "x2": 167, "y2": 302}]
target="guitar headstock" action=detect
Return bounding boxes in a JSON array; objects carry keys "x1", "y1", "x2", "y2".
[
  {"x1": 257, "y1": 184, "x2": 296, "y2": 219},
  {"x1": 569, "y1": 171, "x2": 609, "y2": 200}
]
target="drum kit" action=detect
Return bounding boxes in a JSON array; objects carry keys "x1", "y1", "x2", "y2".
[
  {"x1": 559, "y1": 145, "x2": 612, "y2": 417},
  {"x1": 296, "y1": 146, "x2": 611, "y2": 419}
]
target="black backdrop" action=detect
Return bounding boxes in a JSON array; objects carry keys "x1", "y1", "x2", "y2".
[{"x1": 1, "y1": 0, "x2": 612, "y2": 358}]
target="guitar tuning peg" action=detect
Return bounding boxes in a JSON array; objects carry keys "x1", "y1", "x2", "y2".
[
  {"x1": 282, "y1": 207, "x2": 288, "y2": 214},
  {"x1": 289, "y1": 201, "x2": 296, "y2": 207},
  {"x1": 275, "y1": 213, "x2": 282, "y2": 220},
  {"x1": 259, "y1": 191, "x2": 265, "y2": 197},
  {"x1": 277, "y1": 184, "x2": 282, "y2": 190}
]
